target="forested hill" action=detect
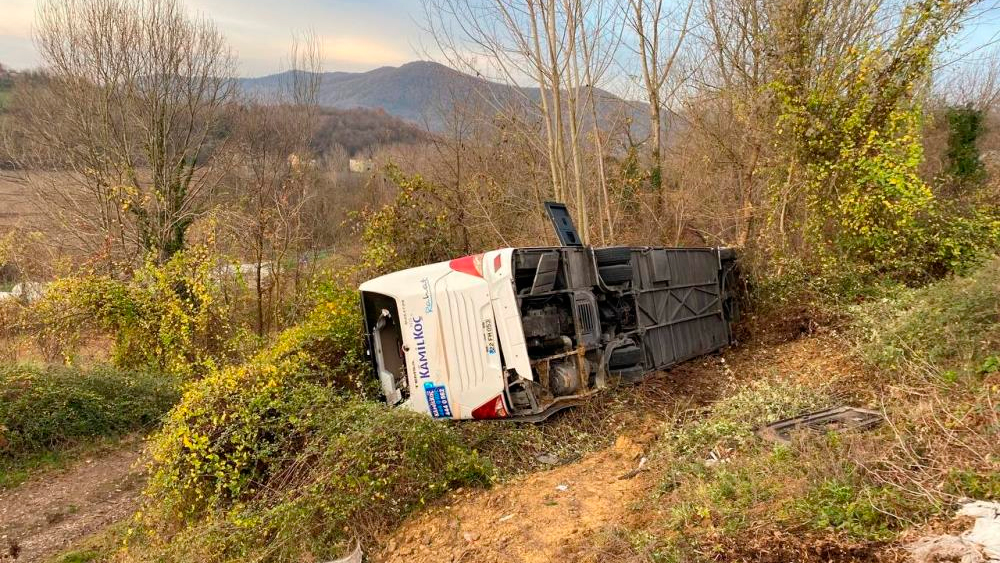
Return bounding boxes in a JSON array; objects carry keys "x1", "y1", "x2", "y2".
[
  {"x1": 313, "y1": 106, "x2": 431, "y2": 156},
  {"x1": 239, "y1": 60, "x2": 649, "y2": 133}
]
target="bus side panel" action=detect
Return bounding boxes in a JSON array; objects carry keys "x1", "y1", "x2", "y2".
[{"x1": 631, "y1": 248, "x2": 730, "y2": 370}]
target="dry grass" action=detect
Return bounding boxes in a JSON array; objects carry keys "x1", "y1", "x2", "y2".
[{"x1": 0, "y1": 172, "x2": 46, "y2": 230}]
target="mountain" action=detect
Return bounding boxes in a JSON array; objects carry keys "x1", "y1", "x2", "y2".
[{"x1": 239, "y1": 61, "x2": 649, "y2": 134}]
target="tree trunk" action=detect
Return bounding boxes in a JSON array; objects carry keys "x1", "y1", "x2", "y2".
[{"x1": 649, "y1": 99, "x2": 667, "y2": 216}]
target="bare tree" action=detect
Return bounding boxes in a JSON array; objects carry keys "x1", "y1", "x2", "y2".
[
  {"x1": 576, "y1": 0, "x2": 622, "y2": 243},
  {"x1": 227, "y1": 30, "x2": 324, "y2": 335},
  {"x1": 938, "y1": 44, "x2": 1000, "y2": 110},
  {"x1": 17, "y1": 0, "x2": 236, "y2": 268},
  {"x1": 422, "y1": 0, "x2": 611, "y2": 241},
  {"x1": 625, "y1": 0, "x2": 692, "y2": 196}
]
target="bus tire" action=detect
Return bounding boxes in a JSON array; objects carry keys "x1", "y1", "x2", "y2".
[
  {"x1": 594, "y1": 246, "x2": 631, "y2": 266},
  {"x1": 599, "y1": 264, "x2": 632, "y2": 285},
  {"x1": 608, "y1": 345, "x2": 642, "y2": 369},
  {"x1": 611, "y1": 365, "x2": 646, "y2": 384}
]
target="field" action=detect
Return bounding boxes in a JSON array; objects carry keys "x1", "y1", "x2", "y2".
[{"x1": 0, "y1": 173, "x2": 46, "y2": 230}]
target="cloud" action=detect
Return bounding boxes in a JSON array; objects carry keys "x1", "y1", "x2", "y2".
[
  {"x1": 186, "y1": 0, "x2": 423, "y2": 75},
  {"x1": 1, "y1": 0, "x2": 426, "y2": 74},
  {"x1": 322, "y1": 35, "x2": 410, "y2": 68}
]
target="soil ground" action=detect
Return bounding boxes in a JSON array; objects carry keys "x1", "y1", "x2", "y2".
[
  {"x1": 0, "y1": 439, "x2": 144, "y2": 563},
  {"x1": 380, "y1": 433, "x2": 657, "y2": 563},
  {"x1": 374, "y1": 332, "x2": 865, "y2": 563}
]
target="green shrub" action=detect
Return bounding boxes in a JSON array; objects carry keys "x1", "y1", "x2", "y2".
[
  {"x1": 143, "y1": 286, "x2": 366, "y2": 515},
  {"x1": 794, "y1": 479, "x2": 900, "y2": 540},
  {"x1": 140, "y1": 385, "x2": 491, "y2": 561},
  {"x1": 33, "y1": 247, "x2": 235, "y2": 377},
  {"x1": 945, "y1": 469, "x2": 1000, "y2": 500},
  {"x1": 0, "y1": 364, "x2": 179, "y2": 458},
  {"x1": 354, "y1": 164, "x2": 469, "y2": 277},
  {"x1": 260, "y1": 283, "x2": 368, "y2": 391},
  {"x1": 132, "y1": 282, "x2": 490, "y2": 560},
  {"x1": 945, "y1": 105, "x2": 987, "y2": 187},
  {"x1": 857, "y1": 255, "x2": 1000, "y2": 377},
  {"x1": 139, "y1": 391, "x2": 491, "y2": 561}
]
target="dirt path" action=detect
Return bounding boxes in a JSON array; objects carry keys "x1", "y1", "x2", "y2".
[{"x1": 0, "y1": 442, "x2": 145, "y2": 563}]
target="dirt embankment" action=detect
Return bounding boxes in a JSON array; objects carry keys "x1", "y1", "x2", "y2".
[
  {"x1": 0, "y1": 441, "x2": 144, "y2": 563},
  {"x1": 380, "y1": 432, "x2": 656, "y2": 563},
  {"x1": 376, "y1": 333, "x2": 866, "y2": 563}
]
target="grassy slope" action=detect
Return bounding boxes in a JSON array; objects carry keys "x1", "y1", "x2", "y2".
[
  {"x1": 0, "y1": 364, "x2": 180, "y2": 489},
  {"x1": 602, "y1": 257, "x2": 1000, "y2": 561}
]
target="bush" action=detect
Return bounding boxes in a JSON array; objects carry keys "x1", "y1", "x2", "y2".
[
  {"x1": 354, "y1": 164, "x2": 469, "y2": 277},
  {"x1": 849, "y1": 256, "x2": 999, "y2": 505},
  {"x1": 143, "y1": 286, "x2": 366, "y2": 514},
  {"x1": 763, "y1": 6, "x2": 1000, "y2": 283},
  {"x1": 260, "y1": 282, "x2": 368, "y2": 391},
  {"x1": 0, "y1": 364, "x2": 179, "y2": 458},
  {"x1": 139, "y1": 391, "x2": 491, "y2": 561},
  {"x1": 130, "y1": 282, "x2": 491, "y2": 560},
  {"x1": 32, "y1": 247, "x2": 235, "y2": 377},
  {"x1": 857, "y1": 255, "x2": 1000, "y2": 378}
]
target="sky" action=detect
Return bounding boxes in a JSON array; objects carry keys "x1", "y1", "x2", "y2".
[
  {"x1": 0, "y1": 0, "x2": 433, "y2": 76},
  {"x1": 2, "y1": 0, "x2": 1000, "y2": 79}
]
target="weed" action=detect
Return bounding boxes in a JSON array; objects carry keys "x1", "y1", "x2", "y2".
[
  {"x1": 945, "y1": 469, "x2": 1000, "y2": 500},
  {"x1": 856, "y1": 256, "x2": 1000, "y2": 378},
  {"x1": 850, "y1": 257, "x2": 999, "y2": 512},
  {"x1": 659, "y1": 380, "x2": 829, "y2": 458},
  {"x1": 41, "y1": 521, "x2": 128, "y2": 563},
  {"x1": 49, "y1": 551, "x2": 99, "y2": 563},
  {"x1": 979, "y1": 355, "x2": 1000, "y2": 375},
  {"x1": 0, "y1": 364, "x2": 179, "y2": 461},
  {"x1": 795, "y1": 479, "x2": 897, "y2": 540}
]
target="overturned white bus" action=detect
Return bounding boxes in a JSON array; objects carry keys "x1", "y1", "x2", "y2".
[{"x1": 359, "y1": 203, "x2": 739, "y2": 421}]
